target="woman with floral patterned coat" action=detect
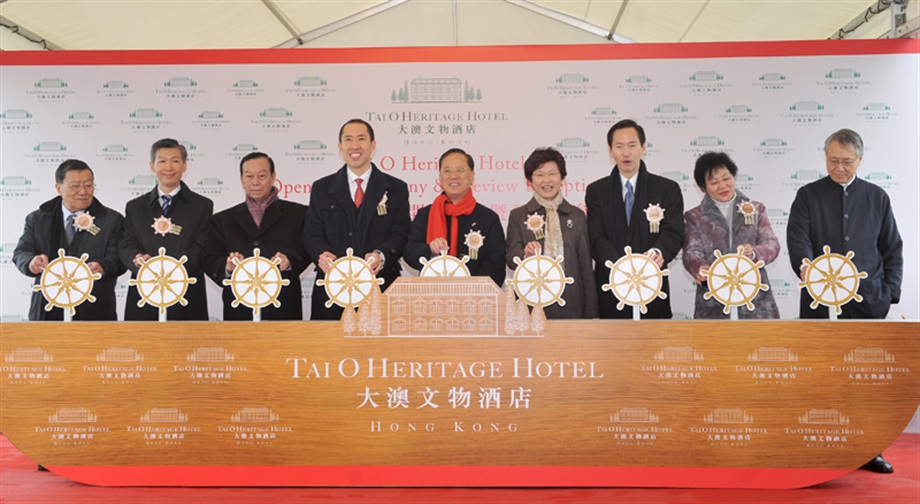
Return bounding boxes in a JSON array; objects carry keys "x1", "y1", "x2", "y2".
[{"x1": 682, "y1": 152, "x2": 780, "y2": 319}]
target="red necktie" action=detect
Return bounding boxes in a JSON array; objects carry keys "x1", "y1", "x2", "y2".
[{"x1": 354, "y1": 178, "x2": 364, "y2": 208}]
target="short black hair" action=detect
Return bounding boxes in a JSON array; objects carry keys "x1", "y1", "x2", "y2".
[
  {"x1": 338, "y1": 118, "x2": 375, "y2": 143},
  {"x1": 239, "y1": 151, "x2": 275, "y2": 175},
  {"x1": 523, "y1": 148, "x2": 567, "y2": 181},
  {"x1": 606, "y1": 119, "x2": 646, "y2": 148},
  {"x1": 693, "y1": 151, "x2": 738, "y2": 190},
  {"x1": 439, "y1": 148, "x2": 475, "y2": 171},
  {"x1": 55, "y1": 159, "x2": 93, "y2": 184},
  {"x1": 150, "y1": 138, "x2": 188, "y2": 163}
]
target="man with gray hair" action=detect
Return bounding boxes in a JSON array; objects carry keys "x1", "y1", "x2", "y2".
[
  {"x1": 787, "y1": 128, "x2": 903, "y2": 473},
  {"x1": 119, "y1": 138, "x2": 214, "y2": 320}
]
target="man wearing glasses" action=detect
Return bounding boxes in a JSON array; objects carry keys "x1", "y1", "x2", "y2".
[
  {"x1": 13, "y1": 159, "x2": 126, "y2": 320},
  {"x1": 787, "y1": 128, "x2": 903, "y2": 474}
]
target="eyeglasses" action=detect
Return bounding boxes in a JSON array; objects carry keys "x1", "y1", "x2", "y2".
[
  {"x1": 62, "y1": 182, "x2": 96, "y2": 193},
  {"x1": 440, "y1": 167, "x2": 470, "y2": 176},
  {"x1": 827, "y1": 158, "x2": 857, "y2": 169}
]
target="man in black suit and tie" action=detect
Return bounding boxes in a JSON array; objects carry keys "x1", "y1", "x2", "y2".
[
  {"x1": 585, "y1": 119, "x2": 685, "y2": 318},
  {"x1": 14, "y1": 159, "x2": 126, "y2": 321},
  {"x1": 303, "y1": 119, "x2": 410, "y2": 320},
  {"x1": 203, "y1": 152, "x2": 309, "y2": 320},
  {"x1": 120, "y1": 138, "x2": 213, "y2": 320}
]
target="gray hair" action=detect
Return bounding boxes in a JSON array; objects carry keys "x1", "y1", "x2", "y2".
[{"x1": 824, "y1": 129, "x2": 864, "y2": 158}]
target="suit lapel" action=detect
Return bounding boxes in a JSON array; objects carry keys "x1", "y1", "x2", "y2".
[
  {"x1": 330, "y1": 167, "x2": 356, "y2": 228},
  {"x1": 256, "y1": 201, "x2": 284, "y2": 238},
  {"x1": 356, "y1": 165, "x2": 389, "y2": 234},
  {"x1": 233, "y1": 204, "x2": 260, "y2": 241}
]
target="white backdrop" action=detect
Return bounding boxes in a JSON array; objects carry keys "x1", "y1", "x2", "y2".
[{"x1": 1, "y1": 41, "x2": 917, "y2": 321}]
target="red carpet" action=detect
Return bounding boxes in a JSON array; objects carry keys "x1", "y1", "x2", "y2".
[{"x1": 1, "y1": 433, "x2": 918, "y2": 503}]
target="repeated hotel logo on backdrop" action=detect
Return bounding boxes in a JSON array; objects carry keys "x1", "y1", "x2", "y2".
[{"x1": 0, "y1": 52, "x2": 916, "y2": 320}]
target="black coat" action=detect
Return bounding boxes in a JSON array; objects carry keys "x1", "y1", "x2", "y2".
[
  {"x1": 404, "y1": 201, "x2": 507, "y2": 288},
  {"x1": 303, "y1": 164, "x2": 410, "y2": 320},
  {"x1": 787, "y1": 176, "x2": 903, "y2": 319},
  {"x1": 203, "y1": 199, "x2": 309, "y2": 320},
  {"x1": 119, "y1": 182, "x2": 214, "y2": 320},
  {"x1": 585, "y1": 162, "x2": 685, "y2": 319},
  {"x1": 13, "y1": 196, "x2": 126, "y2": 321}
]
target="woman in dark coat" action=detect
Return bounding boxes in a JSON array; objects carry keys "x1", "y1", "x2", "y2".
[
  {"x1": 506, "y1": 148, "x2": 598, "y2": 319},
  {"x1": 682, "y1": 152, "x2": 780, "y2": 319}
]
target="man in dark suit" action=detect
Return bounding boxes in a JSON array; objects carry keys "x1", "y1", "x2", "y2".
[
  {"x1": 787, "y1": 128, "x2": 903, "y2": 474},
  {"x1": 14, "y1": 159, "x2": 126, "y2": 321},
  {"x1": 303, "y1": 119, "x2": 410, "y2": 320},
  {"x1": 585, "y1": 119, "x2": 685, "y2": 319},
  {"x1": 120, "y1": 138, "x2": 214, "y2": 320},
  {"x1": 203, "y1": 152, "x2": 309, "y2": 320},
  {"x1": 403, "y1": 148, "x2": 506, "y2": 288}
]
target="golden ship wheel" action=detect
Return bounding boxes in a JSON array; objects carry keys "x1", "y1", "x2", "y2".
[
  {"x1": 703, "y1": 246, "x2": 770, "y2": 314},
  {"x1": 602, "y1": 246, "x2": 669, "y2": 314},
  {"x1": 419, "y1": 250, "x2": 471, "y2": 278},
  {"x1": 128, "y1": 247, "x2": 197, "y2": 315},
  {"x1": 33, "y1": 248, "x2": 101, "y2": 316},
  {"x1": 317, "y1": 247, "x2": 383, "y2": 308},
  {"x1": 510, "y1": 252, "x2": 573, "y2": 308},
  {"x1": 222, "y1": 248, "x2": 290, "y2": 318},
  {"x1": 799, "y1": 245, "x2": 867, "y2": 315}
]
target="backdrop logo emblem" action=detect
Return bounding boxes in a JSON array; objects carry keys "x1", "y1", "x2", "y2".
[
  {"x1": 193, "y1": 110, "x2": 229, "y2": 130},
  {"x1": 392, "y1": 77, "x2": 482, "y2": 103},
  {"x1": 287, "y1": 75, "x2": 335, "y2": 101},
  {"x1": 648, "y1": 102, "x2": 695, "y2": 128},
  {"x1": 783, "y1": 100, "x2": 833, "y2": 126},
  {"x1": 754, "y1": 137, "x2": 793, "y2": 159},
  {"x1": 28, "y1": 78, "x2": 73, "y2": 101},
  {"x1": 753, "y1": 72, "x2": 792, "y2": 92},
  {"x1": 818, "y1": 68, "x2": 868, "y2": 93},
  {"x1": 228, "y1": 79, "x2": 264, "y2": 98},
  {"x1": 682, "y1": 71, "x2": 731, "y2": 94},
  {"x1": 546, "y1": 73, "x2": 596, "y2": 99}
]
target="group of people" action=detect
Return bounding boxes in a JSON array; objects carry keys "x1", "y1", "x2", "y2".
[
  {"x1": 14, "y1": 118, "x2": 903, "y2": 324},
  {"x1": 12, "y1": 118, "x2": 904, "y2": 472}
]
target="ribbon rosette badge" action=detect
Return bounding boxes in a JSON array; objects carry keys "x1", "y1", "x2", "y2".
[
  {"x1": 73, "y1": 212, "x2": 101, "y2": 236},
  {"x1": 464, "y1": 230, "x2": 485, "y2": 260},
  {"x1": 377, "y1": 192, "x2": 388, "y2": 216},
  {"x1": 737, "y1": 200, "x2": 758, "y2": 225},
  {"x1": 644, "y1": 204, "x2": 665, "y2": 233},
  {"x1": 525, "y1": 212, "x2": 545, "y2": 240},
  {"x1": 151, "y1": 216, "x2": 182, "y2": 237}
]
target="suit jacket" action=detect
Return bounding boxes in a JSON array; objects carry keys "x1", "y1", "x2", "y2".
[
  {"x1": 506, "y1": 198, "x2": 598, "y2": 319},
  {"x1": 586, "y1": 162, "x2": 685, "y2": 319},
  {"x1": 14, "y1": 196, "x2": 126, "y2": 321},
  {"x1": 303, "y1": 164, "x2": 410, "y2": 320},
  {"x1": 119, "y1": 181, "x2": 214, "y2": 320},
  {"x1": 404, "y1": 201, "x2": 507, "y2": 288},
  {"x1": 203, "y1": 198, "x2": 309, "y2": 321},
  {"x1": 682, "y1": 192, "x2": 780, "y2": 319},
  {"x1": 787, "y1": 176, "x2": 902, "y2": 319}
]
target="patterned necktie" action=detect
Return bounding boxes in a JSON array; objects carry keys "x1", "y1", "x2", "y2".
[
  {"x1": 354, "y1": 178, "x2": 365, "y2": 208},
  {"x1": 625, "y1": 180, "x2": 635, "y2": 226},
  {"x1": 65, "y1": 213, "x2": 76, "y2": 244},
  {"x1": 161, "y1": 194, "x2": 172, "y2": 216}
]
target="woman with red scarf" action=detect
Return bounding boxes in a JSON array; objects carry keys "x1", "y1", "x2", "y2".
[{"x1": 403, "y1": 148, "x2": 506, "y2": 287}]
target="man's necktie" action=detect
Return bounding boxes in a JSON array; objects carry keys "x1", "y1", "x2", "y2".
[
  {"x1": 65, "y1": 213, "x2": 76, "y2": 244},
  {"x1": 625, "y1": 181, "x2": 635, "y2": 226},
  {"x1": 354, "y1": 178, "x2": 365, "y2": 208},
  {"x1": 161, "y1": 194, "x2": 172, "y2": 216}
]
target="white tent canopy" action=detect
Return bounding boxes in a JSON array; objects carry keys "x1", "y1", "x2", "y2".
[{"x1": 1, "y1": 0, "x2": 917, "y2": 52}]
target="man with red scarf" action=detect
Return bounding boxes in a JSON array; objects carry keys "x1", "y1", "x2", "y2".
[{"x1": 404, "y1": 148, "x2": 506, "y2": 287}]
